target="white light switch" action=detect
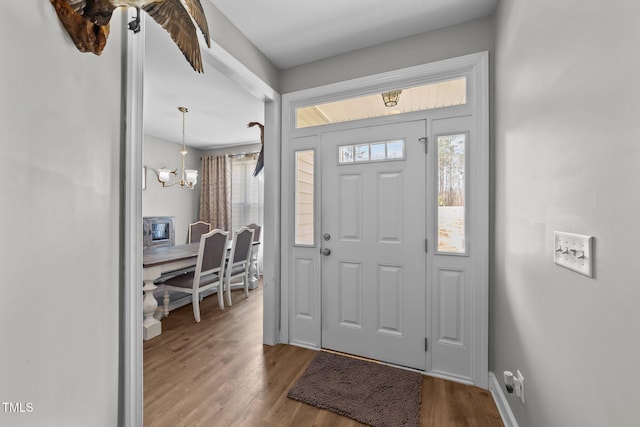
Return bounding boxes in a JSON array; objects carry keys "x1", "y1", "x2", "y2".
[{"x1": 554, "y1": 231, "x2": 594, "y2": 277}]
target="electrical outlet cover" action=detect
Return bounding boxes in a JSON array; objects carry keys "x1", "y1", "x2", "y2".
[{"x1": 554, "y1": 231, "x2": 594, "y2": 277}]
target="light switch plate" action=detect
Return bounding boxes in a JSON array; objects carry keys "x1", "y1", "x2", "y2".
[{"x1": 554, "y1": 231, "x2": 593, "y2": 277}]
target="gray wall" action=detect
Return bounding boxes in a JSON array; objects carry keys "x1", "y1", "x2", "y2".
[
  {"x1": 7, "y1": 2, "x2": 638, "y2": 425},
  {"x1": 143, "y1": 135, "x2": 203, "y2": 244},
  {"x1": 280, "y1": 16, "x2": 494, "y2": 93},
  {"x1": 0, "y1": 4, "x2": 121, "y2": 426},
  {"x1": 203, "y1": 1, "x2": 279, "y2": 91},
  {"x1": 493, "y1": 0, "x2": 640, "y2": 426}
]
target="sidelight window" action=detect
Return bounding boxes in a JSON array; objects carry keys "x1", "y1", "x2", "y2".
[
  {"x1": 436, "y1": 133, "x2": 467, "y2": 254},
  {"x1": 295, "y1": 150, "x2": 315, "y2": 246}
]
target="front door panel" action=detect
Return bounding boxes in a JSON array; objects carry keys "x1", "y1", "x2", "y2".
[{"x1": 321, "y1": 120, "x2": 427, "y2": 370}]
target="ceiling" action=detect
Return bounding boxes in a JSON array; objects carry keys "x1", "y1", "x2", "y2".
[
  {"x1": 212, "y1": 0, "x2": 498, "y2": 70},
  {"x1": 144, "y1": 0, "x2": 497, "y2": 150},
  {"x1": 144, "y1": 19, "x2": 265, "y2": 151}
]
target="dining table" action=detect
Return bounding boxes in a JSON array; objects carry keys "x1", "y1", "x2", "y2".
[{"x1": 142, "y1": 241, "x2": 260, "y2": 340}]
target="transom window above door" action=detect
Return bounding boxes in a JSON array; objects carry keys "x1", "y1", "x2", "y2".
[{"x1": 295, "y1": 77, "x2": 466, "y2": 129}]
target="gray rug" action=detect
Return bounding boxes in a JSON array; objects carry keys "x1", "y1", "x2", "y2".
[{"x1": 287, "y1": 351, "x2": 422, "y2": 427}]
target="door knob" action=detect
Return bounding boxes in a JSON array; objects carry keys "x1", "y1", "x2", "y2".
[{"x1": 321, "y1": 248, "x2": 331, "y2": 256}]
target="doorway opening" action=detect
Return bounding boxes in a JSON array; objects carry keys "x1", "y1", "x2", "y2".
[{"x1": 122, "y1": 10, "x2": 281, "y2": 425}]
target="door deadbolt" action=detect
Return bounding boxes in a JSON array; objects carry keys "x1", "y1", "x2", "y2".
[{"x1": 323, "y1": 233, "x2": 331, "y2": 241}]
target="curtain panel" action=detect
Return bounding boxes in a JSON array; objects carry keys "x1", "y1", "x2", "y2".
[{"x1": 199, "y1": 155, "x2": 231, "y2": 231}]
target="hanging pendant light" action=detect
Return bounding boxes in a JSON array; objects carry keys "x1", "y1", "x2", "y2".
[
  {"x1": 156, "y1": 107, "x2": 198, "y2": 189},
  {"x1": 381, "y1": 89, "x2": 402, "y2": 107}
]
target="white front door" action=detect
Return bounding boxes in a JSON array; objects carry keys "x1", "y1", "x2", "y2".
[{"x1": 320, "y1": 120, "x2": 427, "y2": 370}]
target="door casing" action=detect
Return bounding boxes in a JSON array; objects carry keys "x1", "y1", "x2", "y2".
[{"x1": 280, "y1": 52, "x2": 489, "y2": 388}]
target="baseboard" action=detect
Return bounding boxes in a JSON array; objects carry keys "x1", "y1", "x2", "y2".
[
  {"x1": 489, "y1": 371, "x2": 519, "y2": 427},
  {"x1": 426, "y1": 370, "x2": 475, "y2": 386}
]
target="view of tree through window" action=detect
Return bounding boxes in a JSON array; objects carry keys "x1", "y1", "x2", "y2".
[{"x1": 437, "y1": 134, "x2": 466, "y2": 254}]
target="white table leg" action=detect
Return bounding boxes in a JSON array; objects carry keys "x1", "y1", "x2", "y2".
[
  {"x1": 143, "y1": 280, "x2": 161, "y2": 340},
  {"x1": 163, "y1": 287, "x2": 170, "y2": 318},
  {"x1": 142, "y1": 259, "x2": 194, "y2": 337}
]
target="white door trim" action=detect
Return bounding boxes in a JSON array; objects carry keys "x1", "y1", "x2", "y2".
[
  {"x1": 281, "y1": 51, "x2": 489, "y2": 387},
  {"x1": 122, "y1": 9, "x2": 145, "y2": 427},
  {"x1": 122, "y1": 12, "x2": 282, "y2": 425}
]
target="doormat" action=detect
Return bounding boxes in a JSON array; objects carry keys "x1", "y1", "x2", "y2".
[{"x1": 287, "y1": 351, "x2": 422, "y2": 427}]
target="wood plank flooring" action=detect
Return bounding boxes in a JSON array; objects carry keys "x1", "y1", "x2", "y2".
[{"x1": 144, "y1": 284, "x2": 504, "y2": 427}]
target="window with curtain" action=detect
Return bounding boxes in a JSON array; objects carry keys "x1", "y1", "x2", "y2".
[
  {"x1": 230, "y1": 154, "x2": 263, "y2": 234},
  {"x1": 199, "y1": 155, "x2": 231, "y2": 231}
]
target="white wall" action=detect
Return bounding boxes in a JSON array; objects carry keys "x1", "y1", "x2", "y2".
[
  {"x1": 0, "y1": 4, "x2": 122, "y2": 426},
  {"x1": 280, "y1": 16, "x2": 494, "y2": 93},
  {"x1": 143, "y1": 135, "x2": 202, "y2": 244},
  {"x1": 493, "y1": 1, "x2": 640, "y2": 426}
]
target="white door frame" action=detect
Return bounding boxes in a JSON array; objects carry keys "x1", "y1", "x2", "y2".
[
  {"x1": 121, "y1": 12, "x2": 281, "y2": 426},
  {"x1": 280, "y1": 51, "x2": 489, "y2": 387}
]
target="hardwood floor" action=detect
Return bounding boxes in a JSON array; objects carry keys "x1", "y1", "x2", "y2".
[{"x1": 144, "y1": 284, "x2": 504, "y2": 427}]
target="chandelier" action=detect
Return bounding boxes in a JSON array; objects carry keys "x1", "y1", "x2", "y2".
[{"x1": 156, "y1": 107, "x2": 198, "y2": 189}]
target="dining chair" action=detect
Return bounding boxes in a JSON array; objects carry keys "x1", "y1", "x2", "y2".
[
  {"x1": 224, "y1": 226, "x2": 255, "y2": 307},
  {"x1": 247, "y1": 223, "x2": 261, "y2": 281},
  {"x1": 188, "y1": 221, "x2": 211, "y2": 244},
  {"x1": 161, "y1": 229, "x2": 229, "y2": 322},
  {"x1": 247, "y1": 223, "x2": 262, "y2": 242}
]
